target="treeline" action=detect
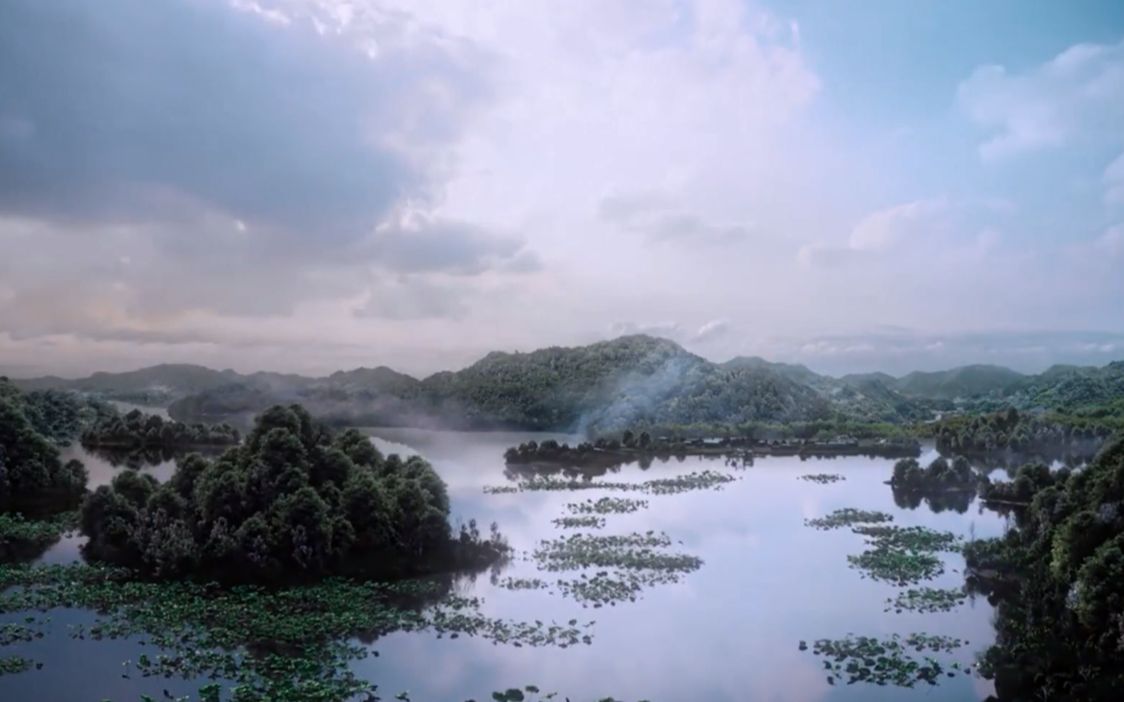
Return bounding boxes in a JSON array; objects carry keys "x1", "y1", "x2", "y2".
[
  {"x1": 933, "y1": 407, "x2": 1113, "y2": 458},
  {"x1": 963, "y1": 439, "x2": 1124, "y2": 700},
  {"x1": 0, "y1": 378, "x2": 114, "y2": 445},
  {"x1": 80, "y1": 408, "x2": 240, "y2": 450},
  {"x1": 0, "y1": 381, "x2": 88, "y2": 513},
  {"x1": 82, "y1": 405, "x2": 508, "y2": 581}
]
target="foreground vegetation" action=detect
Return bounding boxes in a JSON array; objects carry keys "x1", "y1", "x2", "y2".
[
  {"x1": 0, "y1": 563, "x2": 592, "y2": 700},
  {"x1": 962, "y1": 438, "x2": 1124, "y2": 700},
  {"x1": 0, "y1": 381, "x2": 88, "y2": 514}
]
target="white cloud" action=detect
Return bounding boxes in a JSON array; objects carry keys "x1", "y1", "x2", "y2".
[
  {"x1": 848, "y1": 199, "x2": 948, "y2": 251},
  {"x1": 692, "y1": 319, "x2": 730, "y2": 343},
  {"x1": 958, "y1": 38, "x2": 1124, "y2": 161}
]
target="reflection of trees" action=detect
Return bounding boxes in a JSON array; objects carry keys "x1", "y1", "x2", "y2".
[{"x1": 890, "y1": 485, "x2": 974, "y2": 514}]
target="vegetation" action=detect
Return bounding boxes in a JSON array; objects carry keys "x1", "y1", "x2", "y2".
[
  {"x1": 552, "y1": 515, "x2": 605, "y2": 529},
  {"x1": 0, "y1": 511, "x2": 77, "y2": 562},
  {"x1": 81, "y1": 404, "x2": 507, "y2": 581},
  {"x1": 962, "y1": 438, "x2": 1124, "y2": 700},
  {"x1": 0, "y1": 563, "x2": 591, "y2": 700},
  {"x1": 566, "y1": 497, "x2": 648, "y2": 515},
  {"x1": 505, "y1": 432, "x2": 918, "y2": 471},
  {"x1": 531, "y1": 531, "x2": 702, "y2": 607},
  {"x1": 20, "y1": 339, "x2": 1124, "y2": 438},
  {"x1": 885, "y1": 587, "x2": 967, "y2": 614},
  {"x1": 803, "y1": 633, "x2": 968, "y2": 687},
  {"x1": 798, "y1": 473, "x2": 844, "y2": 484},
  {"x1": 485, "y1": 470, "x2": 736, "y2": 495},
  {"x1": 81, "y1": 408, "x2": 240, "y2": 451},
  {"x1": 933, "y1": 407, "x2": 1113, "y2": 460},
  {"x1": 0, "y1": 382, "x2": 115, "y2": 446},
  {"x1": 0, "y1": 382, "x2": 88, "y2": 513},
  {"x1": 804, "y1": 508, "x2": 893, "y2": 530},
  {"x1": 890, "y1": 456, "x2": 977, "y2": 491}
]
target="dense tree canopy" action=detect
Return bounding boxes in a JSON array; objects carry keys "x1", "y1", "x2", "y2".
[
  {"x1": 934, "y1": 407, "x2": 1112, "y2": 460},
  {"x1": 0, "y1": 381, "x2": 88, "y2": 511},
  {"x1": 81, "y1": 404, "x2": 502, "y2": 581},
  {"x1": 81, "y1": 408, "x2": 240, "y2": 450},
  {"x1": 964, "y1": 438, "x2": 1124, "y2": 700}
]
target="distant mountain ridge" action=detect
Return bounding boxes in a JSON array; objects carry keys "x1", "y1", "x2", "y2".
[{"x1": 11, "y1": 336, "x2": 1124, "y2": 432}]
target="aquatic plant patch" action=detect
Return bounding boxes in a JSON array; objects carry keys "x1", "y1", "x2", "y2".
[
  {"x1": 0, "y1": 563, "x2": 594, "y2": 699},
  {"x1": 886, "y1": 588, "x2": 967, "y2": 614},
  {"x1": 803, "y1": 633, "x2": 968, "y2": 687},
  {"x1": 798, "y1": 474, "x2": 845, "y2": 484},
  {"x1": 528, "y1": 531, "x2": 703, "y2": 607},
  {"x1": 496, "y1": 577, "x2": 550, "y2": 591},
  {"x1": 852, "y1": 525, "x2": 961, "y2": 553},
  {"x1": 0, "y1": 655, "x2": 34, "y2": 676},
  {"x1": 556, "y1": 570, "x2": 680, "y2": 608},
  {"x1": 552, "y1": 516, "x2": 606, "y2": 529},
  {"x1": 533, "y1": 532, "x2": 701, "y2": 573},
  {"x1": 846, "y1": 547, "x2": 944, "y2": 585},
  {"x1": 566, "y1": 497, "x2": 649, "y2": 515},
  {"x1": 804, "y1": 508, "x2": 894, "y2": 530},
  {"x1": 484, "y1": 470, "x2": 736, "y2": 496}
]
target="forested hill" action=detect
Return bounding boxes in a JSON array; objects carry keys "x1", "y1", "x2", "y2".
[{"x1": 12, "y1": 336, "x2": 1124, "y2": 433}]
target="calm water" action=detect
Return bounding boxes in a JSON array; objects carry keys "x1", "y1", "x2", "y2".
[{"x1": 2, "y1": 430, "x2": 1008, "y2": 702}]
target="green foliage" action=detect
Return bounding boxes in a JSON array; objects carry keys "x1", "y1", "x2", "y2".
[
  {"x1": 798, "y1": 473, "x2": 844, "y2": 484},
  {"x1": 0, "y1": 511, "x2": 77, "y2": 562},
  {"x1": 81, "y1": 404, "x2": 505, "y2": 581},
  {"x1": 934, "y1": 407, "x2": 1113, "y2": 459},
  {"x1": 804, "y1": 508, "x2": 893, "y2": 530},
  {"x1": 0, "y1": 563, "x2": 591, "y2": 699},
  {"x1": 485, "y1": 470, "x2": 736, "y2": 496},
  {"x1": 804, "y1": 633, "x2": 968, "y2": 687},
  {"x1": 885, "y1": 451, "x2": 975, "y2": 489},
  {"x1": 531, "y1": 531, "x2": 702, "y2": 607},
  {"x1": 0, "y1": 382, "x2": 88, "y2": 512},
  {"x1": 884, "y1": 587, "x2": 967, "y2": 614},
  {"x1": 81, "y1": 408, "x2": 240, "y2": 450},
  {"x1": 963, "y1": 437, "x2": 1124, "y2": 699}
]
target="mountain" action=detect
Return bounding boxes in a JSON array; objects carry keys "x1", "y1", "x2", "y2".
[
  {"x1": 894, "y1": 364, "x2": 1026, "y2": 400},
  {"x1": 12, "y1": 364, "x2": 244, "y2": 404},
  {"x1": 14, "y1": 338, "x2": 1124, "y2": 433}
]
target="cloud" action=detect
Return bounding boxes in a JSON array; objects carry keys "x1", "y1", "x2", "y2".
[
  {"x1": 798, "y1": 198, "x2": 950, "y2": 266},
  {"x1": 692, "y1": 319, "x2": 730, "y2": 343},
  {"x1": 609, "y1": 321, "x2": 683, "y2": 338},
  {"x1": 367, "y1": 209, "x2": 539, "y2": 275},
  {"x1": 0, "y1": 0, "x2": 541, "y2": 349},
  {"x1": 354, "y1": 276, "x2": 471, "y2": 321},
  {"x1": 848, "y1": 199, "x2": 948, "y2": 251},
  {"x1": 0, "y1": 0, "x2": 485, "y2": 235},
  {"x1": 598, "y1": 192, "x2": 751, "y2": 245},
  {"x1": 957, "y1": 38, "x2": 1124, "y2": 161}
]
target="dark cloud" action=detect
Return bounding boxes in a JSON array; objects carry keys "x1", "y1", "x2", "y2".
[
  {"x1": 0, "y1": 0, "x2": 541, "y2": 341},
  {"x1": 0, "y1": 0, "x2": 467, "y2": 236}
]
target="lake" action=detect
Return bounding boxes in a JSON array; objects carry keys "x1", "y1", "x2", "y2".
[{"x1": 1, "y1": 429, "x2": 1009, "y2": 702}]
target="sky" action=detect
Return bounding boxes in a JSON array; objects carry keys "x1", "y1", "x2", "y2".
[{"x1": 1, "y1": 0, "x2": 1123, "y2": 378}]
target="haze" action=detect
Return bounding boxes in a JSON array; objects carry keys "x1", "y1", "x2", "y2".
[{"x1": 2, "y1": 0, "x2": 1123, "y2": 379}]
